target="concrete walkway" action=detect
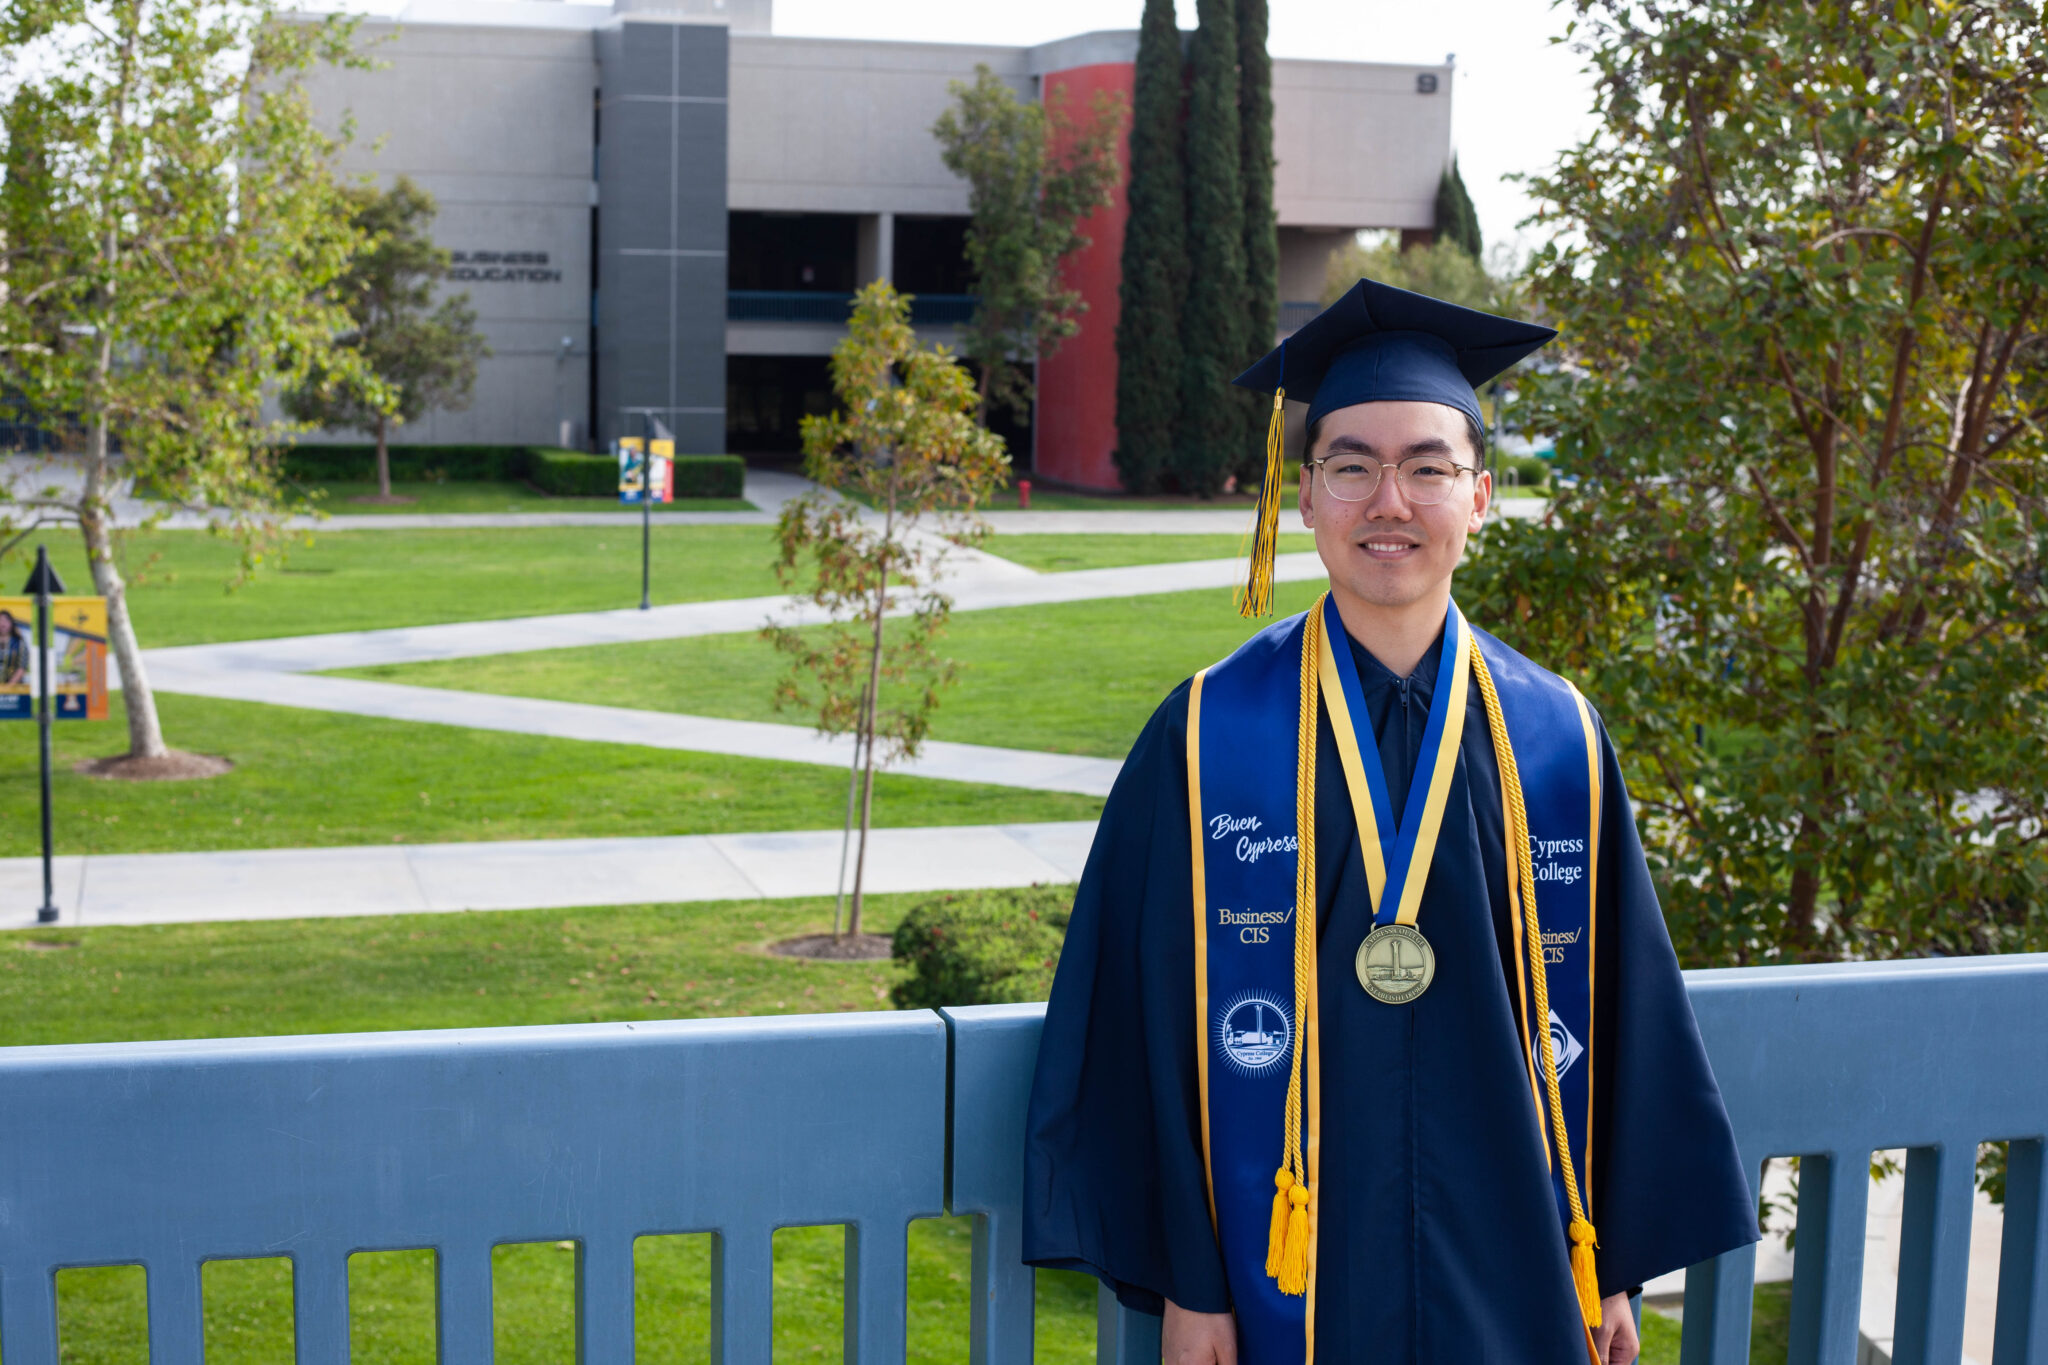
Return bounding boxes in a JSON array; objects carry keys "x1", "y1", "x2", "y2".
[
  {"x1": 137, "y1": 551, "x2": 1330, "y2": 796},
  {"x1": 0, "y1": 821, "x2": 1098, "y2": 929}
]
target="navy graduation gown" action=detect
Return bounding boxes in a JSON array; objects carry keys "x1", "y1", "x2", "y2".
[{"x1": 1023, "y1": 629, "x2": 1758, "y2": 1362}]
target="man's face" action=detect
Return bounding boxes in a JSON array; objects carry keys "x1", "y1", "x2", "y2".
[{"x1": 1297, "y1": 400, "x2": 1491, "y2": 613}]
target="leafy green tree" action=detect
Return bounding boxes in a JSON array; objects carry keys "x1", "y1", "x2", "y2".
[
  {"x1": 0, "y1": 0, "x2": 367, "y2": 765},
  {"x1": 1236, "y1": 0, "x2": 1278, "y2": 476},
  {"x1": 765, "y1": 283, "x2": 1010, "y2": 936},
  {"x1": 285, "y1": 178, "x2": 487, "y2": 502},
  {"x1": 1177, "y1": 0, "x2": 1250, "y2": 495},
  {"x1": 1433, "y1": 157, "x2": 1482, "y2": 258},
  {"x1": 932, "y1": 67, "x2": 1125, "y2": 426},
  {"x1": 1111, "y1": 0, "x2": 1189, "y2": 494},
  {"x1": 1462, "y1": 0, "x2": 2048, "y2": 966},
  {"x1": 1322, "y1": 234, "x2": 1511, "y2": 314}
]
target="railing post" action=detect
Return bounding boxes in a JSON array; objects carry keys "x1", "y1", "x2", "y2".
[
  {"x1": 435, "y1": 1242, "x2": 497, "y2": 1365},
  {"x1": 1095, "y1": 1282, "x2": 1162, "y2": 1365},
  {"x1": 1890, "y1": 1141, "x2": 1976, "y2": 1365},
  {"x1": 710, "y1": 1225, "x2": 774, "y2": 1365},
  {"x1": 146, "y1": 1257, "x2": 207, "y2": 1365},
  {"x1": 1785, "y1": 1151, "x2": 1869, "y2": 1365},
  {"x1": 0, "y1": 1264, "x2": 60, "y2": 1364},
  {"x1": 576, "y1": 1235, "x2": 635, "y2": 1365},
  {"x1": 293, "y1": 1246, "x2": 352, "y2": 1365},
  {"x1": 1993, "y1": 1138, "x2": 2046, "y2": 1365},
  {"x1": 842, "y1": 1218, "x2": 910, "y2": 1364},
  {"x1": 1680, "y1": 1242, "x2": 1757, "y2": 1365}
]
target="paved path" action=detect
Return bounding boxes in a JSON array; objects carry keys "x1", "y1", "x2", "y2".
[
  {"x1": 0, "y1": 821, "x2": 1098, "y2": 929},
  {"x1": 138, "y1": 551, "x2": 1329, "y2": 796}
]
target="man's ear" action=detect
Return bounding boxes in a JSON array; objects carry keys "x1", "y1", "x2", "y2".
[
  {"x1": 1298, "y1": 466, "x2": 1315, "y2": 528},
  {"x1": 1468, "y1": 470, "x2": 1492, "y2": 533}
]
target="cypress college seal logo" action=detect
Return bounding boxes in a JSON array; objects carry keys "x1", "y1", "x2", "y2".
[{"x1": 1213, "y1": 993, "x2": 1292, "y2": 1075}]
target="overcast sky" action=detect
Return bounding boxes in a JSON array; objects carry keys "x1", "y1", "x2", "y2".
[{"x1": 774, "y1": 0, "x2": 1601, "y2": 262}]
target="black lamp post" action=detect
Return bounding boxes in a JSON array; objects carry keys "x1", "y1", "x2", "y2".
[{"x1": 23, "y1": 545, "x2": 66, "y2": 924}]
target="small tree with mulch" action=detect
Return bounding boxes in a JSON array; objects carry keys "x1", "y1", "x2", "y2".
[{"x1": 763, "y1": 282, "x2": 1009, "y2": 941}]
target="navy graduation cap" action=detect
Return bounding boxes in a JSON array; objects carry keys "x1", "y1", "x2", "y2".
[{"x1": 1229, "y1": 278, "x2": 1558, "y2": 618}]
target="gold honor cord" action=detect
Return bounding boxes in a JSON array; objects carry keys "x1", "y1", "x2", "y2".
[
  {"x1": 1265, "y1": 602, "x2": 1320, "y2": 1296},
  {"x1": 1236, "y1": 389, "x2": 1288, "y2": 620},
  {"x1": 1469, "y1": 641, "x2": 1605, "y2": 1334}
]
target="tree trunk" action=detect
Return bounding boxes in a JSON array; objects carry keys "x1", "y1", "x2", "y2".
[
  {"x1": 375, "y1": 415, "x2": 393, "y2": 499},
  {"x1": 79, "y1": 511, "x2": 168, "y2": 760},
  {"x1": 845, "y1": 485, "x2": 896, "y2": 937}
]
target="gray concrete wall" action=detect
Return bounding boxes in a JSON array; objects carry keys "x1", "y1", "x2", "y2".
[
  {"x1": 1273, "y1": 57, "x2": 1453, "y2": 230},
  {"x1": 727, "y1": 35, "x2": 1027, "y2": 215},
  {"x1": 297, "y1": 16, "x2": 598, "y2": 447},
  {"x1": 594, "y1": 17, "x2": 730, "y2": 453}
]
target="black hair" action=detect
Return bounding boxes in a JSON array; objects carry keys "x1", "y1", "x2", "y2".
[{"x1": 1302, "y1": 410, "x2": 1489, "y2": 469}]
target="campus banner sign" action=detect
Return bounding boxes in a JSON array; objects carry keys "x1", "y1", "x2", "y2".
[
  {"x1": 0, "y1": 596, "x2": 110, "y2": 721},
  {"x1": 616, "y1": 437, "x2": 674, "y2": 505}
]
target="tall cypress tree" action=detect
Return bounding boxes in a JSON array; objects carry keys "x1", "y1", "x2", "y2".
[
  {"x1": 1176, "y1": 0, "x2": 1248, "y2": 495},
  {"x1": 1111, "y1": 0, "x2": 1189, "y2": 494},
  {"x1": 1235, "y1": 0, "x2": 1278, "y2": 479},
  {"x1": 1434, "y1": 157, "x2": 1484, "y2": 258}
]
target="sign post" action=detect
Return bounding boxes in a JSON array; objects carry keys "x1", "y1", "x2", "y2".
[
  {"x1": 616, "y1": 416, "x2": 675, "y2": 611},
  {"x1": 5, "y1": 547, "x2": 110, "y2": 924}
]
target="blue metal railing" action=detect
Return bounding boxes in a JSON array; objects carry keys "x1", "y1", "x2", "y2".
[
  {"x1": 726, "y1": 291, "x2": 978, "y2": 327},
  {"x1": 0, "y1": 956, "x2": 2042, "y2": 1362}
]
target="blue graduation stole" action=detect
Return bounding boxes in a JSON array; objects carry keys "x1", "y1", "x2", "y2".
[{"x1": 1185, "y1": 595, "x2": 1605, "y2": 1364}]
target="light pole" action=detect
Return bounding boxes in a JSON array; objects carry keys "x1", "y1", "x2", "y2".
[{"x1": 24, "y1": 546, "x2": 65, "y2": 924}]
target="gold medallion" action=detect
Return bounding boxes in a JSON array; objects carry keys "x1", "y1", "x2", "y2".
[{"x1": 1355, "y1": 923, "x2": 1435, "y2": 1004}]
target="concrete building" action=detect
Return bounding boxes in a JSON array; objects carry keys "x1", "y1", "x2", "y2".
[{"x1": 296, "y1": 0, "x2": 1454, "y2": 489}]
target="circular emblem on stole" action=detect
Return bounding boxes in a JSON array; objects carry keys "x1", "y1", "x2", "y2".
[
  {"x1": 1213, "y1": 993, "x2": 1293, "y2": 1075},
  {"x1": 1355, "y1": 924, "x2": 1435, "y2": 1004}
]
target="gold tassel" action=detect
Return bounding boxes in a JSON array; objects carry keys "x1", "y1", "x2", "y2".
[
  {"x1": 1235, "y1": 388, "x2": 1287, "y2": 619},
  {"x1": 1570, "y1": 1218, "x2": 1602, "y2": 1329},
  {"x1": 1277, "y1": 1180, "x2": 1312, "y2": 1295},
  {"x1": 1264, "y1": 1168, "x2": 1294, "y2": 1278}
]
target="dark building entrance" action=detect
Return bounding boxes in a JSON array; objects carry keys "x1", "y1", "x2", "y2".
[
  {"x1": 726, "y1": 355, "x2": 834, "y2": 455},
  {"x1": 729, "y1": 212, "x2": 859, "y2": 292}
]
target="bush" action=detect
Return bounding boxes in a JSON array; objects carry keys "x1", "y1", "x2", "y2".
[
  {"x1": 528, "y1": 448, "x2": 616, "y2": 496},
  {"x1": 1494, "y1": 453, "x2": 1549, "y2": 488},
  {"x1": 671, "y1": 454, "x2": 746, "y2": 499},
  {"x1": 889, "y1": 884, "x2": 1073, "y2": 1010},
  {"x1": 281, "y1": 444, "x2": 533, "y2": 483}
]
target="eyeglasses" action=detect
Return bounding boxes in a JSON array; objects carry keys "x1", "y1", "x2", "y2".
[{"x1": 1304, "y1": 451, "x2": 1481, "y2": 505}]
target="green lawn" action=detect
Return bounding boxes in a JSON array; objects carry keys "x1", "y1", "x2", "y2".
[
  {"x1": 340, "y1": 580, "x2": 1332, "y2": 761},
  {"x1": 0, "y1": 693, "x2": 1098, "y2": 857},
  {"x1": 987, "y1": 531, "x2": 1315, "y2": 573},
  {"x1": 6, "y1": 525, "x2": 788, "y2": 648},
  {"x1": 291, "y1": 479, "x2": 753, "y2": 515}
]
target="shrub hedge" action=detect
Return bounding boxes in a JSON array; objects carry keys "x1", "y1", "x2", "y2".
[
  {"x1": 889, "y1": 884, "x2": 1074, "y2": 1010},
  {"x1": 280, "y1": 445, "x2": 747, "y2": 499},
  {"x1": 1494, "y1": 453, "x2": 1550, "y2": 488}
]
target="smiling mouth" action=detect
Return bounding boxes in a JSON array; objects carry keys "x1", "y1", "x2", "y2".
[{"x1": 1357, "y1": 538, "x2": 1421, "y2": 559}]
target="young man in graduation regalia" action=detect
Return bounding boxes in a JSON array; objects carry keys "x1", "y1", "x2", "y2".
[{"x1": 1022, "y1": 280, "x2": 1760, "y2": 1365}]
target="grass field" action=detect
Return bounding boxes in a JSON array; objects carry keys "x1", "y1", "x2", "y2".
[
  {"x1": 0, "y1": 693, "x2": 1098, "y2": 857},
  {"x1": 985, "y1": 531, "x2": 1315, "y2": 573},
  {"x1": 341, "y1": 580, "x2": 1332, "y2": 761},
  {"x1": 5, "y1": 526, "x2": 790, "y2": 648},
  {"x1": 293, "y1": 480, "x2": 753, "y2": 515}
]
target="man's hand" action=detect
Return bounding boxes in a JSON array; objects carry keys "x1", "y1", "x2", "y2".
[
  {"x1": 1162, "y1": 1298, "x2": 1237, "y2": 1365},
  {"x1": 1591, "y1": 1291, "x2": 1640, "y2": 1364}
]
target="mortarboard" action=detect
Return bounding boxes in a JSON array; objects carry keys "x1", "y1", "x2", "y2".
[{"x1": 1228, "y1": 278, "x2": 1558, "y2": 617}]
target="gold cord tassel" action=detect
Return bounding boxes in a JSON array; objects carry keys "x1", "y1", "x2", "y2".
[
  {"x1": 1235, "y1": 389, "x2": 1288, "y2": 619},
  {"x1": 1472, "y1": 640, "x2": 1603, "y2": 1332},
  {"x1": 1264, "y1": 602, "x2": 1319, "y2": 1296},
  {"x1": 1264, "y1": 1169, "x2": 1294, "y2": 1278}
]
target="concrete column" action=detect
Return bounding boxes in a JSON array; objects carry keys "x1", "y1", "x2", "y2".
[{"x1": 857, "y1": 212, "x2": 896, "y2": 286}]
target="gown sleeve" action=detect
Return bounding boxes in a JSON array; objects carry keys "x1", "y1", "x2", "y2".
[
  {"x1": 1021, "y1": 680, "x2": 1233, "y2": 1314},
  {"x1": 1586, "y1": 714, "x2": 1762, "y2": 1295}
]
